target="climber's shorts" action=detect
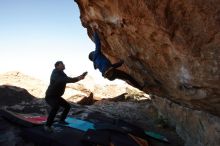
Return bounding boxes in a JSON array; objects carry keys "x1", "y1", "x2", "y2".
[{"x1": 103, "y1": 67, "x2": 114, "y2": 80}]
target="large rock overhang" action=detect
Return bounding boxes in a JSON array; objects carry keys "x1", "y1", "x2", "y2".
[{"x1": 75, "y1": 0, "x2": 220, "y2": 117}]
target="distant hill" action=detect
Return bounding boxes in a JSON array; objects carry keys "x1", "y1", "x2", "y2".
[
  {"x1": 0, "y1": 71, "x2": 144, "y2": 101},
  {"x1": 0, "y1": 71, "x2": 47, "y2": 98}
]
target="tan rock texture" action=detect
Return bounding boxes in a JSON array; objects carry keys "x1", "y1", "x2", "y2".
[
  {"x1": 75, "y1": 0, "x2": 220, "y2": 116},
  {"x1": 0, "y1": 71, "x2": 47, "y2": 98},
  {"x1": 152, "y1": 95, "x2": 220, "y2": 146}
]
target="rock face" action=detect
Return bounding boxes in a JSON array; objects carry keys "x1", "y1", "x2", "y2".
[
  {"x1": 75, "y1": 0, "x2": 220, "y2": 116},
  {"x1": 152, "y1": 95, "x2": 220, "y2": 146},
  {"x1": 0, "y1": 85, "x2": 36, "y2": 107}
]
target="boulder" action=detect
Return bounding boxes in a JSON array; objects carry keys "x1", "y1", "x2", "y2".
[{"x1": 75, "y1": 0, "x2": 220, "y2": 116}]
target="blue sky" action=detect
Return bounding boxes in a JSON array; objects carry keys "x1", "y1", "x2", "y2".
[{"x1": 0, "y1": 0, "x2": 122, "y2": 84}]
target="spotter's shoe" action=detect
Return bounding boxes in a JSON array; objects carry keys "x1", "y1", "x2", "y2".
[
  {"x1": 43, "y1": 125, "x2": 54, "y2": 133},
  {"x1": 59, "y1": 120, "x2": 69, "y2": 125}
]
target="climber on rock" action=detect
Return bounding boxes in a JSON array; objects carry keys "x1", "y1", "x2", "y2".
[{"x1": 88, "y1": 26, "x2": 145, "y2": 90}]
